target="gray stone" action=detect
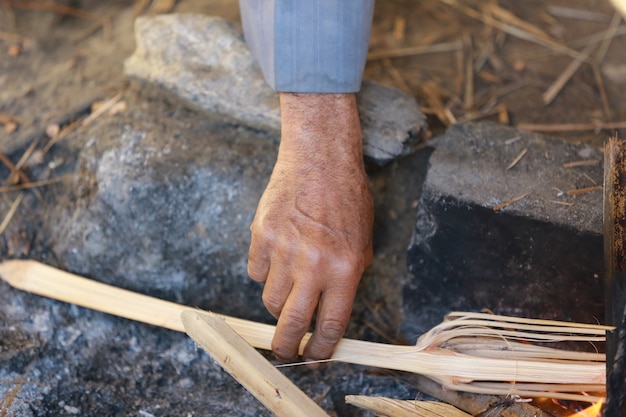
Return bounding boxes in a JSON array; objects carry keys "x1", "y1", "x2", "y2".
[
  {"x1": 123, "y1": 14, "x2": 427, "y2": 165},
  {"x1": 44, "y1": 93, "x2": 275, "y2": 321},
  {"x1": 405, "y1": 122, "x2": 604, "y2": 334}
]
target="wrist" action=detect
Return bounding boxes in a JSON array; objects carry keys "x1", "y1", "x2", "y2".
[{"x1": 278, "y1": 92, "x2": 363, "y2": 153}]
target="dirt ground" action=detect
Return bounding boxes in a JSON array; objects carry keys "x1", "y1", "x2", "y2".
[{"x1": 1, "y1": 0, "x2": 625, "y2": 157}]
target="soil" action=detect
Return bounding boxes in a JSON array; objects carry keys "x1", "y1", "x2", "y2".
[
  {"x1": 2, "y1": 0, "x2": 625, "y2": 156},
  {"x1": 0, "y1": 0, "x2": 624, "y2": 415}
]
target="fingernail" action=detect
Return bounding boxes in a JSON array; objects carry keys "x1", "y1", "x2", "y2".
[{"x1": 274, "y1": 353, "x2": 297, "y2": 364}]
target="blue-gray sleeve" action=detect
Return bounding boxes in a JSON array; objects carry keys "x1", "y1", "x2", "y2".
[{"x1": 239, "y1": 0, "x2": 375, "y2": 93}]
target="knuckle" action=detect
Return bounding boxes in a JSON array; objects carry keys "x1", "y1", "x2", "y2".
[
  {"x1": 329, "y1": 252, "x2": 363, "y2": 278},
  {"x1": 317, "y1": 317, "x2": 346, "y2": 344},
  {"x1": 247, "y1": 252, "x2": 268, "y2": 283},
  {"x1": 262, "y1": 291, "x2": 285, "y2": 313},
  {"x1": 280, "y1": 310, "x2": 311, "y2": 336}
]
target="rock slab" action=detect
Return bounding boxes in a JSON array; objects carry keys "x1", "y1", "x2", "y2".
[
  {"x1": 405, "y1": 122, "x2": 604, "y2": 333},
  {"x1": 123, "y1": 14, "x2": 427, "y2": 165}
]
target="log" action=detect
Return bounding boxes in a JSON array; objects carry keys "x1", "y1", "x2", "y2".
[
  {"x1": 603, "y1": 137, "x2": 626, "y2": 417},
  {"x1": 180, "y1": 310, "x2": 329, "y2": 417}
]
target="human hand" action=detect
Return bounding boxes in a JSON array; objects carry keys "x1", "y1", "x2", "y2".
[{"x1": 248, "y1": 92, "x2": 374, "y2": 364}]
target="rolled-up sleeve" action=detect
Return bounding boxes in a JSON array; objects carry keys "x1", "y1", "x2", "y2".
[{"x1": 239, "y1": 0, "x2": 374, "y2": 93}]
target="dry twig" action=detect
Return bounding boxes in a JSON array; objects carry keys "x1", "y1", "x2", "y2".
[
  {"x1": 438, "y1": 0, "x2": 586, "y2": 61},
  {"x1": 367, "y1": 41, "x2": 462, "y2": 61},
  {"x1": 462, "y1": 33, "x2": 473, "y2": 110},
  {"x1": 8, "y1": 1, "x2": 97, "y2": 20},
  {"x1": 420, "y1": 81, "x2": 456, "y2": 126},
  {"x1": 0, "y1": 192, "x2": 24, "y2": 235},
  {"x1": 0, "y1": 175, "x2": 72, "y2": 193},
  {"x1": 567, "y1": 185, "x2": 603, "y2": 196},
  {"x1": 547, "y1": 6, "x2": 611, "y2": 23},
  {"x1": 0, "y1": 151, "x2": 30, "y2": 185},
  {"x1": 493, "y1": 192, "x2": 532, "y2": 211},
  {"x1": 543, "y1": 43, "x2": 596, "y2": 105},
  {"x1": 71, "y1": 9, "x2": 119, "y2": 42},
  {"x1": 44, "y1": 92, "x2": 122, "y2": 152},
  {"x1": 563, "y1": 160, "x2": 600, "y2": 168},
  {"x1": 505, "y1": 148, "x2": 528, "y2": 171},
  {"x1": 596, "y1": 12, "x2": 623, "y2": 63},
  {"x1": 381, "y1": 58, "x2": 412, "y2": 93}
]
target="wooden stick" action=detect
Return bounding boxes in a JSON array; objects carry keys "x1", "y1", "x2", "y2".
[
  {"x1": 181, "y1": 310, "x2": 329, "y2": 417},
  {"x1": 345, "y1": 396, "x2": 471, "y2": 417},
  {"x1": 0, "y1": 260, "x2": 610, "y2": 399},
  {"x1": 603, "y1": 137, "x2": 626, "y2": 416}
]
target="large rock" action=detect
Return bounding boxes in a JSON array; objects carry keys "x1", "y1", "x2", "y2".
[
  {"x1": 42, "y1": 94, "x2": 275, "y2": 320},
  {"x1": 405, "y1": 122, "x2": 604, "y2": 333},
  {"x1": 123, "y1": 14, "x2": 427, "y2": 165}
]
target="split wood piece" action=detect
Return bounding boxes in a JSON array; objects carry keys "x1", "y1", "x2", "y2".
[
  {"x1": 180, "y1": 310, "x2": 329, "y2": 417},
  {"x1": 412, "y1": 375, "x2": 553, "y2": 417},
  {"x1": 345, "y1": 396, "x2": 470, "y2": 417},
  {"x1": 603, "y1": 137, "x2": 626, "y2": 417},
  {"x1": 0, "y1": 260, "x2": 611, "y2": 401}
]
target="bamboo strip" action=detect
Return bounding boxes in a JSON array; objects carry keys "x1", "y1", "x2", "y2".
[
  {"x1": 445, "y1": 311, "x2": 613, "y2": 331},
  {"x1": 434, "y1": 377, "x2": 605, "y2": 403},
  {"x1": 0, "y1": 260, "x2": 610, "y2": 398},
  {"x1": 181, "y1": 310, "x2": 329, "y2": 417},
  {"x1": 345, "y1": 396, "x2": 471, "y2": 417}
]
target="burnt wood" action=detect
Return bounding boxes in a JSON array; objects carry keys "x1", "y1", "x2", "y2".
[{"x1": 603, "y1": 138, "x2": 626, "y2": 417}]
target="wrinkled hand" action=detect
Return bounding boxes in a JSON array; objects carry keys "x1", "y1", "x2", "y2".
[{"x1": 248, "y1": 92, "x2": 374, "y2": 364}]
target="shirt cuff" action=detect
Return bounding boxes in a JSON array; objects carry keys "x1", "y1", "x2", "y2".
[{"x1": 240, "y1": 0, "x2": 374, "y2": 93}]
